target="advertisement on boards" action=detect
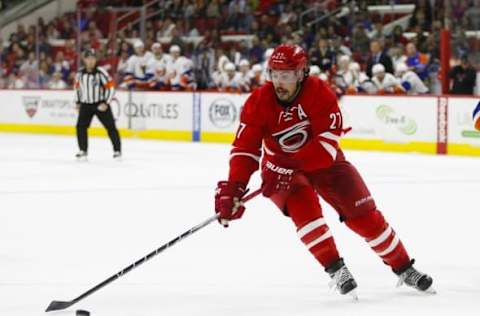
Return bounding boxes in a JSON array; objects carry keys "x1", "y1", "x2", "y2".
[{"x1": 340, "y1": 95, "x2": 437, "y2": 144}]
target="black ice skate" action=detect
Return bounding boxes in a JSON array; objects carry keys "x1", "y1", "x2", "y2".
[
  {"x1": 75, "y1": 151, "x2": 88, "y2": 161},
  {"x1": 326, "y1": 258, "x2": 358, "y2": 299},
  {"x1": 113, "y1": 151, "x2": 122, "y2": 160},
  {"x1": 395, "y1": 260, "x2": 435, "y2": 294}
]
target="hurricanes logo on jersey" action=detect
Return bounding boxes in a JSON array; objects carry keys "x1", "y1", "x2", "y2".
[{"x1": 273, "y1": 120, "x2": 311, "y2": 153}]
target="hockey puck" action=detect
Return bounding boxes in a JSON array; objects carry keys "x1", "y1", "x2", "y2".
[{"x1": 76, "y1": 310, "x2": 90, "y2": 316}]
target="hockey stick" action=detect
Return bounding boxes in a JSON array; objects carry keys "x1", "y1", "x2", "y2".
[{"x1": 45, "y1": 188, "x2": 262, "y2": 312}]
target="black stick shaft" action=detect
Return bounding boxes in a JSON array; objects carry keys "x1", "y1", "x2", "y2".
[{"x1": 46, "y1": 188, "x2": 261, "y2": 312}]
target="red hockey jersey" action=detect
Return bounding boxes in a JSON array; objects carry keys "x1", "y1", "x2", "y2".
[{"x1": 229, "y1": 76, "x2": 345, "y2": 184}]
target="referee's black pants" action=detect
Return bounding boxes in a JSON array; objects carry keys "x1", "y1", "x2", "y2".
[{"x1": 76, "y1": 103, "x2": 121, "y2": 152}]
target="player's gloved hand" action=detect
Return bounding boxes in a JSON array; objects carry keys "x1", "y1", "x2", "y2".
[
  {"x1": 97, "y1": 102, "x2": 108, "y2": 112},
  {"x1": 261, "y1": 155, "x2": 301, "y2": 197},
  {"x1": 215, "y1": 181, "x2": 247, "y2": 227}
]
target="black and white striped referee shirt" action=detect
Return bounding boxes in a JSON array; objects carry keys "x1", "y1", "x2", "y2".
[{"x1": 74, "y1": 66, "x2": 115, "y2": 105}]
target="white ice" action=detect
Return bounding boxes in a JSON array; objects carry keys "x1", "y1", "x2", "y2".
[{"x1": 1, "y1": 133, "x2": 479, "y2": 316}]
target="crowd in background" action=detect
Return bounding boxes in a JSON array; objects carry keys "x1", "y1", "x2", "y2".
[{"x1": 0, "y1": 0, "x2": 479, "y2": 95}]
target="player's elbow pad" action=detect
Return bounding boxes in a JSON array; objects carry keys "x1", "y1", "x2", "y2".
[{"x1": 401, "y1": 81, "x2": 412, "y2": 91}]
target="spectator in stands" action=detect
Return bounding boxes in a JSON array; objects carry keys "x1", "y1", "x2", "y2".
[
  {"x1": 310, "y1": 38, "x2": 335, "y2": 72},
  {"x1": 395, "y1": 63, "x2": 429, "y2": 95},
  {"x1": 366, "y1": 39, "x2": 394, "y2": 78},
  {"x1": 389, "y1": 44, "x2": 407, "y2": 71},
  {"x1": 278, "y1": 3, "x2": 297, "y2": 26},
  {"x1": 351, "y1": 23, "x2": 370, "y2": 61},
  {"x1": 15, "y1": 24, "x2": 27, "y2": 42},
  {"x1": 370, "y1": 22, "x2": 385, "y2": 41},
  {"x1": 37, "y1": 34, "x2": 51, "y2": 55},
  {"x1": 19, "y1": 51, "x2": 39, "y2": 88},
  {"x1": 38, "y1": 60, "x2": 51, "y2": 88},
  {"x1": 248, "y1": 36, "x2": 264, "y2": 65},
  {"x1": 465, "y1": 0, "x2": 480, "y2": 30},
  {"x1": 7, "y1": 69, "x2": 25, "y2": 89},
  {"x1": 371, "y1": 63, "x2": 404, "y2": 94},
  {"x1": 330, "y1": 37, "x2": 352, "y2": 58},
  {"x1": 48, "y1": 71, "x2": 67, "y2": 89},
  {"x1": 448, "y1": 56, "x2": 477, "y2": 95},
  {"x1": 0, "y1": 64, "x2": 6, "y2": 89},
  {"x1": 405, "y1": 42, "x2": 429, "y2": 81},
  {"x1": 0, "y1": 37, "x2": 5, "y2": 64},
  {"x1": 46, "y1": 23, "x2": 60, "y2": 40},
  {"x1": 6, "y1": 42, "x2": 26, "y2": 72},
  {"x1": 51, "y1": 51, "x2": 70, "y2": 82},
  {"x1": 63, "y1": 39, "x2": 77, "y2": 71},
  {"x1": 392, "y1": 25, "x2": 408, "y2": 46}
]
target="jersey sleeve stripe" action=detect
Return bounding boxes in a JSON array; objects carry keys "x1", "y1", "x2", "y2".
[
  {"x1": 319, "y1": 141, "x2": 337, "y2": 160},
  {"x1": 319, "y1": 131, "x2": 341, "y2": 142}
]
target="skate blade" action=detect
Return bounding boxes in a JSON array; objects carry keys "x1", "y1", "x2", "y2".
[
  {"x1": 76, "y1": 157, "x2": 88, "y2": 162},
  {"x1": 423, "y1": 287, "x2": 437, "y2": 295},
  {"x1": 349, "y1": 290, "x2": 359, "y2": 301}
]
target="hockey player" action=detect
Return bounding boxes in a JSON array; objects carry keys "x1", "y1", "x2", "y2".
[
  {"x1": 146, "y1": 42, "x2": 172, "y2": 90},
  {"x1": 166, "y1": 45, "x2": 195, "y2": 91},
  {"x1": 371, "y1": 63, "x2": 405, "y2": 94},
  {"x1": 474, "y1": 101, "x2": 480, "y2": 131},
  {"x1": 216, "y1": 62, "x2": 243, "y2": 93},
  {"x1": 395, "y1": 63, "x2": 429, "y2": 95},
  {"x1": 214, "y1": 44, "x2": 434, "y2": 297},
  {"x1": 123, "y1": 40, "x2": 153, "y2": 89},
  {"x1": 238, "y1": 59, "x2": 252, "y2": 92}
]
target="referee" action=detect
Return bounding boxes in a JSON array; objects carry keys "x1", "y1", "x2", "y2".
[{"x1": 74, "y1": 49, "x2": 121, "y2": 160}]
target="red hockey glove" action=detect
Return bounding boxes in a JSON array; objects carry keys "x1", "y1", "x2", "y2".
[
  {"x1": 261, "y1": 155, "x2": 301, "y2": 197},
  {"x1": 215, "y1": 181, "x2": 247, "y2": 227}
]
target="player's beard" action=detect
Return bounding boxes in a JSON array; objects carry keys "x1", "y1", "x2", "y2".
[
  {"x1": 275, "y1": 87, "x2": 291, "y2": 100},
  {"x1": 275, "y1": 83, "x2": 301, "y2": 103}
]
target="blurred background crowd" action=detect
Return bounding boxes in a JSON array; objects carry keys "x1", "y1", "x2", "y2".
[{"x1": 0, "y1": 0, "x2": 479, "y2": 95}]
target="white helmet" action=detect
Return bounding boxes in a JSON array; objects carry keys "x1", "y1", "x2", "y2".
[
  {"x1": 339, "y1": 55, "x2": 351, "y2": 64},
  {"x1": 133, "y1": 40, "x2": 144, "y2": 49},
  {"x1": 349, "y1": 62, "x2": 360, "y2": 72},
  {"x1": 252, "y1": 64, "x2": 262, "y2": 73},
  {"x1": 224, "y1": 62, "x2": 236, "y2": 71},
  {"x1": 264, "y1": 48, "x2": 274, "y2": 60},
  {"x1": 309, "y1": 65, "x2": 321, "y2": 75},
  {"x1": 372, "y1": 63, "x2": 385, "y2": 75},
  {"x1": 169, "y1": 45, "x2": 181, "y2": 53},
  {"x1": 395, "y1": 63, "x2": 408, "y2": 75},
  {"x1": 239, "y1": 59, "x2": 250, "y2": 67}
]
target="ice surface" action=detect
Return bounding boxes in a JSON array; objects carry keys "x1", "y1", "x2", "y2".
[{"x1": 1, "y1": 133, "x2": 479, "y2": 316}]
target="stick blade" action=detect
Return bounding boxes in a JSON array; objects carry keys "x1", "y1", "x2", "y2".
[{"x1": 45, "y1": 300, "x2": 73, "y2": 312}]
